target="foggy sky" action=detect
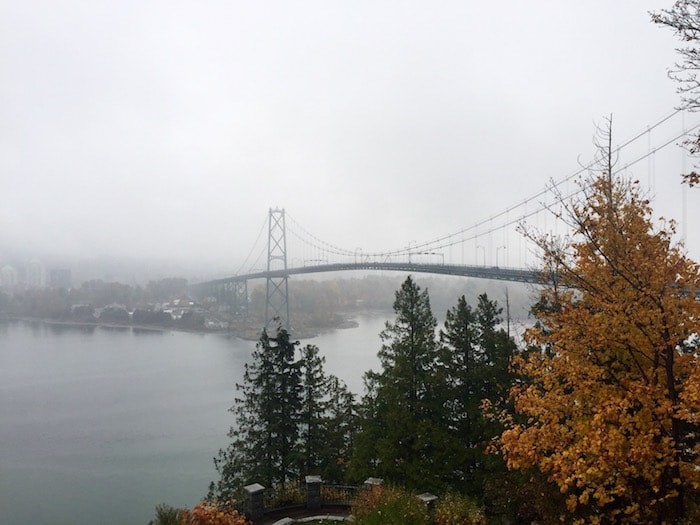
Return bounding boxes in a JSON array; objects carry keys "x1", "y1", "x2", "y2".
[{"x1": 2, "y1": 1, "x2": 698, "y2": 280}]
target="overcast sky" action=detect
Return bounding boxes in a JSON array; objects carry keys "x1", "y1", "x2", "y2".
[{"x1": 2, "y1": 1, "x2": 698, "y2": 278}]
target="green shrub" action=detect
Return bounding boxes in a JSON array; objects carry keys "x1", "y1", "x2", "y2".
[
  {"x1": 352, "y1": 485, "x2": 430, "y2": 525},
  {"x1": 148, "y1": 503, "x2": 184, "y2": 525}
]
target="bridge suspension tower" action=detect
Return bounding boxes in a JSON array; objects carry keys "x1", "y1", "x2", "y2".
[{"x1": 265, "y1": 208, "x2": 290, "y2": 332}]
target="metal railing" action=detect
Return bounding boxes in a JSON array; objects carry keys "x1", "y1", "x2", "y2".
[
  {"x1": 262, "y1": 482, "x2": 307, "y2": 513},
  {"x1": 320, "y1": 484, "x2": 359, "y2": 507}
]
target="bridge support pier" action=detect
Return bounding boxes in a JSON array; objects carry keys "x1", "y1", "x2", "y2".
[
  {"x1": 224, "y1": 280, "x2": 248, "y2": 317},
  {"x1": 265, "y1": 208, "x2": 290, "y2": 332}
]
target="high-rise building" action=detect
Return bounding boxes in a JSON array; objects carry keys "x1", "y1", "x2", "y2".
[
  {"x1": 0, "y1": 265, "x2": 19, "y2": 290},
  {"x1": 26, "y1": 259, "x2": 46, "y2": 288}
]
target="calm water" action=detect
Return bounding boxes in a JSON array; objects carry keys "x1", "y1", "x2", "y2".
[{"x1": 0, "y1": 316, "x2": 385, "y2": 525}]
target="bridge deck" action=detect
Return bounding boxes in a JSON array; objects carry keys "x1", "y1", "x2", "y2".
[{"x1": 191, "y1": 262, "x2": 543, "y2": 288}]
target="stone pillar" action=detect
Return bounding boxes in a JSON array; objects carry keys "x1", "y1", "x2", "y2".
[
  {"x1": 417, "y1": 492, "x2": 438, "y2": 513},
  {"x1": 243, "y1": 483, "x2": 265, "y2": 521},
  {"x1": 305, "y1": 475, "x2": 322, "y2": 511},
  {"x1": 363, "y1": 477, "x2": 383, "y2": 490}
]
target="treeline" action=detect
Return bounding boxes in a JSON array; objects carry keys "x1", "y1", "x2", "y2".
[
  {"x1": 1, "y1": 273, "x2": 531, "y2": 336},
  {"x1": 0, "y1": 277, "x2": 188, "y2": 321},
  {"x1": 351, "y1": 278, "x2": 518, "y2": 500},
  {"x1": 208, "y1": 170, "x2": 700, "y2": 523},
  {"x1": 208, "y1": 277, "x2": 544, "y2": 520},
  {"x1": 240, "y1": 275, "x2": 532, "y2": 334}
]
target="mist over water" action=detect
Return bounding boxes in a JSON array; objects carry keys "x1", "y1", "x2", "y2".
[
  {"x1": 300, "y1": 313, "x2": 386, "y2": 394},
  {"x1": 0, "y1": 317, "x2": 385, "y2": 525},
  {"x1": 0, "y1": 321, "x2": 248, "y2": 525}
]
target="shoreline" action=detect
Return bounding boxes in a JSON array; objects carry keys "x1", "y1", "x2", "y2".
[
  {"x1": 1, "y1": 314, "x2": 365, "y2": 341},
  {"x1": 3, "y1": 315, "x2": 213, "y2": 335}
]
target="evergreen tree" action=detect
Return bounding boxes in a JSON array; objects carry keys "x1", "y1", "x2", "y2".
[
  {"x1": 210, "y1": 326, "x2": 302, "y2": 500},
  {"x1": 297, "y1": 343, "x2": 357, "y2": 482},
  {"x1": 474, "y1": 294, "x2": 515, "y2": 401},
  {"x1": 211, "y1": 325, "x2": 356, "y2": 500},
  {"x1": 319, "y1": 375, "x2": 356, "y2": 482},
  {"x1": 348, "y1": 372, "x2": 382, "y2": 482},
  {"x1": 299, "y1": 345, "x2": 328, "y2": 474},
  {"x1": 438, "y1": 293, "x2": 516, "y2": 497},
  {"x1": 298, "y1": 344, "x2": 328, "y2": 476},
  {"x1": 355, "y1": 276, "x2": 448, "y2": 489},
  {"x1": 438, "y1": 295, "x2": 481, "y2": 492}
]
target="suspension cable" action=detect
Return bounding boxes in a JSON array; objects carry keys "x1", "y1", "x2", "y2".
[{"x1": 255, "y1": 108, "x2": 695, "y2": 265}]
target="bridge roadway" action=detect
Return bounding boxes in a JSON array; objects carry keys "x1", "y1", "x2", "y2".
[{"x1": 191, "y1": 262, "x2": 543, "y2": 289}]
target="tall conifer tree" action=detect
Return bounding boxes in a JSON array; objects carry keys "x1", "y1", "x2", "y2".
[
  {"x1": 210, "y1": 326, "x2": 302, "y2": 500},
  {"x1": 297, "y1": 343, "x2": 357, "y2": 482},
  {"x1": 438, "y1": 294, "x2": 515, "y2": 497},
  {"x1": 357, "y1": 276, "x2": 448, "y2": 489},
  {"x1": 319, "y1": 375, "x2": 356, "y2": 482}
]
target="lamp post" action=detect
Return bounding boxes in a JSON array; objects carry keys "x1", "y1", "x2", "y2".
[
  {"x1": 476, "y1": 245, "x2": 486, "y2": 266},
  {"x1": 496, "y1": 245, "x2": 507, "y2": 268},
  {"x1": 423, "y1": 252, "x2": 444, "y2": 264},
  {"x1": 407, "y1": 241, "x2": 417, "y2": 263},
  {"x1": 355, "y1": 248, "x2": 363, "y2": 264}
]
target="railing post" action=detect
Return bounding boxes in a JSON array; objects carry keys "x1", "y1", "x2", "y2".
[
  {"x1": 305, "y1": 475, "x2": 322, "y2": 511},
  {"x1": 417, "y1": 492, "x2": 438, "y2": 513},
  {"x1": 363, "y1": 477, "x2": 383, "y2": 490},
  {"x1": 243, "y1": 483, "x2": 265, "y2": 521}
]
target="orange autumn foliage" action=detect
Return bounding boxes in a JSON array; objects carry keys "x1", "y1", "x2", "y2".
[
  {"x1": 498, "y1": 175, "x2": 700, "y2": 524},
  {"x1": 181, "y1": 500, "x2": 249, "y2": 525}
]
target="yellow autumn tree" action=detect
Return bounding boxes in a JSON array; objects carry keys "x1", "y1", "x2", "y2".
[{"x1": 498, "y1": 159, "x2": 700, "y2": 522}]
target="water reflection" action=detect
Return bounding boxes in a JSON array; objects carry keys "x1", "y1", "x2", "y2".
[
  {"x1": 46, "y1": 323, "x2": 97, "y2": 335},
  {"x1": 97, "y1": 325, "x2": 130, "y2": 334},
  {"x1": 132, "y1": 327, "x2": 165, "y2": 336}
]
